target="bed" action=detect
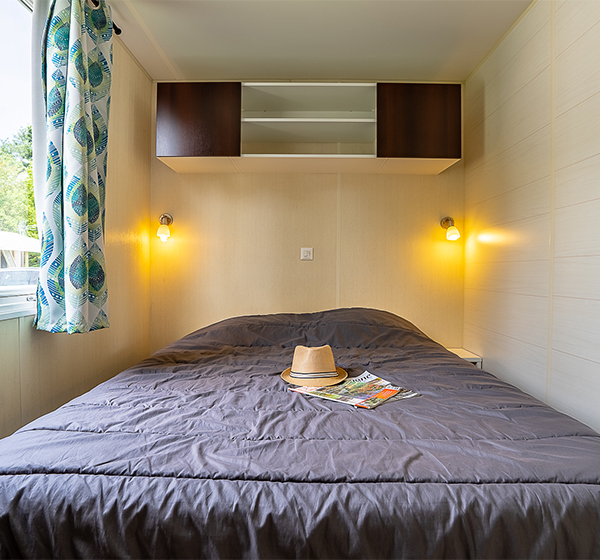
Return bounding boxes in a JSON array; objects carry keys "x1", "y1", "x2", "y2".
[{"x1": 1, "y1": 307, "x2": 599, "y2": 558}]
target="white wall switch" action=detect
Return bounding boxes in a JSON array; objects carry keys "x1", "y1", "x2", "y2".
[{"x1": 300, "y1": 247, "x2": 314, "y2": 261}]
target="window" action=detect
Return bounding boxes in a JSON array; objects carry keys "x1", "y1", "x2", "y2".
[{"x1": 0, "y1": 0, "x2": 37, "y2": 320}]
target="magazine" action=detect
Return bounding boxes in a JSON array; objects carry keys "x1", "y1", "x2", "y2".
[{"x1": 289, "y1": 371, "x2": 419, "y2": 409}]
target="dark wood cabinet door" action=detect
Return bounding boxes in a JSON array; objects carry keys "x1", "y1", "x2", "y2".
[
  {"x1": 156, "y1": 82, "x2": 241, "y2": 157},
  {"x1": 377, "y1": 83, "x2": 461, "y2": 159}
]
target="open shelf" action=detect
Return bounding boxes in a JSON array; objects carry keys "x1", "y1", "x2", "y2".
[{"x1": 241, "y1": 82, "x2": 377, "y2": 156}]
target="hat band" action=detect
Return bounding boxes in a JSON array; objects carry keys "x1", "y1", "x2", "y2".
[{"x1": 290, "y1": 369, "x2": 339, "y2": 378}]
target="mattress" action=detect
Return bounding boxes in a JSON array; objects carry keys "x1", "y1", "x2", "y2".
[{"x1": 0, "y1": 307, "x2": 599, "y2": 558}]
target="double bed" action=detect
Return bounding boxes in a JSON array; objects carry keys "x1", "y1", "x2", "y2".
[{"x1": 1, "y1": 307, "x2": 599, "y2": 558}]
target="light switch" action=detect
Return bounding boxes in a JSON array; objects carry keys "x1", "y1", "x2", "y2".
[{"x1": 300, "y1": 247, "x2": 314, "y2": 261}]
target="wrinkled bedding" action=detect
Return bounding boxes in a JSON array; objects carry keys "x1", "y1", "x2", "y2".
[{"x1": 1, "y1": 308, "x2": 599, "y2": 558}]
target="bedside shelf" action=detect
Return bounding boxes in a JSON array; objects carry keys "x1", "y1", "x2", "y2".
[{"x1": 446, "y1": 348, "x2": 483, "y2": 369}]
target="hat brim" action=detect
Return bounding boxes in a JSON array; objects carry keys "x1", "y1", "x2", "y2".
[{"x1": 281, "y1": 367, "x2": 348, "y2": 387}]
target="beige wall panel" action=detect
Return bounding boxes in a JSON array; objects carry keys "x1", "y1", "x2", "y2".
[
  {"x1": 555, "y1": 153, "x2": 600, "y2": 209},
  {"x1": 464, "y1": 289, "x2": 548, "y2": 349},
  {"x1": 464, "y1": 22, "x2": 550, "y2": 137},
  {"x1": 553, "y1": 296, "x2": 600, "y2": 363},
  {"x1": 555, "y1": 0, "x2": 600, "y2": 57},
  {"x1": 550, "y1": 350, "x2": 600, "y2": 432},
  {"x1": 465, "y1": 0, "x2": 600, "y2": 432},
  {"x1": 19, "y1": 319, "x2": 120, "y2": 424},
  {"x1": 463, "y1": 324, "x2": 548, "y2": 400},
  {"x1": 465, "y1": 70, "x2": 550, "y2": 169},
  {"x1": 555, "y1": 198, "x2": 600, "y2": 257},
  {"x1": 0, "y1": 319, "x2": 21, "y2": 437},
  {"x1": 6, "y1": 40, "x2": 153, "y2": 431},
  {"x1": 555, "y1": 92, "x2": 600, "y2": 171},
  {"x1": 555, "y1": 15, "x2": 600, "y2": 116},
  {"x1": 150, "y1": 161, "x2": 465, "y2": 351},
  {"x1": 104, "y1": 37, "x2": 153, "y2": 358},
  {"x1": 554, "y1": 255, "x2": 600, "y2": 299},
  {"x1": 463, "y1": 89, "x2": 486, "y2": 145},
  {"x1": 464, "y1": 0, "x2": 549, "y2": 102},
  {"x1": 337, "y1": 168, "x2": 464, "y2": 347},
  {"x1": 465, "y1": 91, "x2": 549, "y2": 177},
  {"x1": 150, "y1": 168, "x2": 340, "y2": 351},
  {"x1": 465, "y1": 214, "x2": 550, "y2": 265},
  {"x1": 465, "y1": 126, "x2": 550, "y2": 207},
  {"x1": 465, "y1": 259, "x2": 549, "y2": 298},
  {"x1": 466, "y1": 177, "x2": 550, "y2": 229}
]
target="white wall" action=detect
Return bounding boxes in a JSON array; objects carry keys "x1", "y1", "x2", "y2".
[
  {"x1": 0, "y1": 39, "x2": 153, "y2": 438},
  {"x1": 464, "y1": 0, "x2": 600, "y2": 432}
]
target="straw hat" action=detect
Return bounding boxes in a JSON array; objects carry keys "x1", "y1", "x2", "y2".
[{"x1": 281, "y1": 344, "x2": 347, "y2": 387}]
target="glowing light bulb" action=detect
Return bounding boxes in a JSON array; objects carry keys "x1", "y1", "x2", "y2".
[
  {"x1": 440, "y1": 217, "x2": 460, "y2": 241},
  {"x1": 446, "y1": 225, "x2": 460, "y2": 241},
  {"x1": 157, "y1": 223, "x2": 170, "y2": 242}
]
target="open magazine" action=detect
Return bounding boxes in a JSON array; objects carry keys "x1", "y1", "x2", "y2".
[{"x1": 289, "y1": 371, "x2": 419, "y2": 409}]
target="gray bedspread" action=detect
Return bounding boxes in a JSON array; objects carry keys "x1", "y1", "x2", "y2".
[{"x1": 1, "y1": 308, "x2": 599, "y2": 558}]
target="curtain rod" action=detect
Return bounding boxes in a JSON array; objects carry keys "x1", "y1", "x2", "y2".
[
  {"x1": 17, "y1": 0, "x2": 33, "y2": 10},
  {"x1": 87, "y1": 0, "x2": 122, "y2": 35},
  {"x1": 19, "y1": 0, "x2": 121, "y2": 35}
]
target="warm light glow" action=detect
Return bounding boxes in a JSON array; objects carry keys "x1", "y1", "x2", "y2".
[
  {"x1": 446, "y1": 225, "x2": 460, "y2": 241},
  {"x1": 157, "y1": 224, "x2": 170, "y2": 242},
  {"x1": 477, "y1": 231, "x2": 506, "y2": 244}
]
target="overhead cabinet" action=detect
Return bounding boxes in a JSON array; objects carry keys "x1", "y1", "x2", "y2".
[{"x1": 156, "y1": 82, "x2": 461, "y2": 174}]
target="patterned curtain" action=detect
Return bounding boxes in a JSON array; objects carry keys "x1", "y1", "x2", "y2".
[{"x1": 35, "y1": 0, "x2": 113, "y2": 333}]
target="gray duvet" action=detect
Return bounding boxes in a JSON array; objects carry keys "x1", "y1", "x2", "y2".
[{"x1": 1, "y1": 308, "x2": 599, "y2": 558}]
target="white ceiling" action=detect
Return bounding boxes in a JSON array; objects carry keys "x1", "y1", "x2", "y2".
[{"x1": 110, "y1": 0, "x2": 534, "y2": 82}]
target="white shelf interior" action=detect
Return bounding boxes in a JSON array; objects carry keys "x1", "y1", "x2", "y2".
[
  {"x1": 241, "y1": 82, "x2": 377, "y2": 156},
  {"x1": 242, "y1": 120, "x2": 376, "y2": 144}
]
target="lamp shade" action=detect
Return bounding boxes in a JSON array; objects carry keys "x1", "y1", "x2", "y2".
[
  {"x1": 157, "y1": 224, "x2": 170, "y2": 242},
  {"x1": 446, "y1": 225, "x2": 460, "y2": 241},
  {"x1": 157, "y1": 213, "x2": 173, "y2": 242},
  {"x1": 440, "y1": 216, "x2": 460, "y2": 241}
]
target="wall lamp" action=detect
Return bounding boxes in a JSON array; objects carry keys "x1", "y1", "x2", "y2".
[
  {"x1": 440, "y1": 217, "x2": 460, "y2": 241},
  {"x1": 157, "y1": 213, "x2": 173, "y2": 242}
]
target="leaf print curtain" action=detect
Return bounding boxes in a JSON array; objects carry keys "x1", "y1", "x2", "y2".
[{"x1": 35, "y1": 0, "x2": 113, "y2": 333}]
